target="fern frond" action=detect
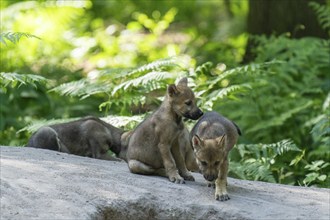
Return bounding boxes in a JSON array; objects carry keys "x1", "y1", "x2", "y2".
[
  {"x1": 203, "y1": 84, "x2": 251, "y2": 110},
  {"x1": 238, "y1": 139, "x2": 301, "y2": 162},
  {"x1": 230, "y1": 139, "x2": 300, "y2": 183},
  {"x1": 117, "y1": 57, "x2": 179, "y2": 78},
  {"x1": 0, "y1": 32, "x2": 40, "y2": 46},
  {"x1": 99, "y1": 95, "x2": 147, "y2": 112},
  {"x1": 101, "y1": 115, "x2": 144, "y2": 129},
  {"x1": 50, "y1": 79, "x2": 110, "y2": 99},
  {"x1": 270, "y1": 139, "x2": 301, "y2": 155},
  {"x1": 207, "y1": 60, "x2": 283, "y2": 90},
  {"x1": 229, "y1": 160, "x2": 276, "y2": 183},
  {"x1": 49, "y1": 79, "x2": 87, "y2": 97},
  {"x1": 194, "y1": 61, "x2": 213, "y2": 76},
  {"x1": 112, "y1": 71, "x2": 173, "y2": 96},
  {"x1": 309, "y1": 2, "x2": 330, "y2": 32},
  {"x1": 246, "y1": 101, "x2": 313, "y2": 134},
  {"x1": 244, "y1": 160, "x2": 276, "y2": 183},
  {"x1": 0, "y1": 72, "x2": 47, "y2": 92}
]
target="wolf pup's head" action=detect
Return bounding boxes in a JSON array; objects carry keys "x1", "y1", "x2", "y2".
[
  {"x1": 191, "y1": 134, "x2": 226, "y2": 182},
  {"x1": 167, "y1": 77, "x2": 203, "y2": 120}
]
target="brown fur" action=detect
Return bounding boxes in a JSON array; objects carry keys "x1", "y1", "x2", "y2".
[
  {"x1": 126, "y1": 78, "x2": 203, "y2": 183},
  {"x1": 179, "y1": 128, "x2": 199, "y2": 172},
  {"x1": 190, "y1": 111, "x2": 241, "y2": 201}
]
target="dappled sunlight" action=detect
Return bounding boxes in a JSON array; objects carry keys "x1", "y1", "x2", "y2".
[{"x1": 1, "y1": 0, "x2": 329, "y2": 188}]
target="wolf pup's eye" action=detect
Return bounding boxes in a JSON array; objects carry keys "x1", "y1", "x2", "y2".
[
  {"x1": 185, "y1": 100, "x2": 192, "y2": 106},
  {"x1": 201, "y1": 161, "x2": 208, "y2": 166}
]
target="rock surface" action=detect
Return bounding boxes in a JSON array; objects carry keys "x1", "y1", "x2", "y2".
[{"x1": 1, "y1": 146, "x2": 329, "y2": 220}]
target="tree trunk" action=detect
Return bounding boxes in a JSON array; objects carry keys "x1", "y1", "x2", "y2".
[{"x1": 243, "y1": 0, "x2": 328, "y2": 63}]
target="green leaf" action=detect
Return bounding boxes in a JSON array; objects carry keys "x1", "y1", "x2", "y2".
[{"x1": 0, "y1": 32, "x2": 40, "y2": 45}]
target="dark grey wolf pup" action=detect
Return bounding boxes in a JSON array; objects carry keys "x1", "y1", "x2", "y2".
[
  {"x1": 127, "y1": 77, "x2": 203, "y2": 183},
  {"x1": 190, "y1": 111, "x2": 241, "y2": 201},
  {"x1": 26, "y1": 116, "x2": 129, "y2": 161}
]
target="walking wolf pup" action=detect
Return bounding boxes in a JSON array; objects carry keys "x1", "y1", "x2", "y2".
[
  {"x1": 190, "y1": 111, "x2": 241, "y2": 201},
  {"x1": 127, "y1": 77, "x2": 203, "y2": 183}
]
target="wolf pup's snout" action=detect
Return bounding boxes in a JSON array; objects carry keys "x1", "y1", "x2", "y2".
[
  {"x1": 204, "y1": 174, "x2": 217, "y2": 182},
  {"x1": 183, "y1": 107, "x2": 203, "y2": 120},
  {"x1": 194, "y1": 109, "x2": 204, "y2": 119}
]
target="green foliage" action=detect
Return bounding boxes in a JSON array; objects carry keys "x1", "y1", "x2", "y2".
[
  {"x1": 303, "y1": 160, "x2": 329, "y2": 187},
  {"x1": 229, "y1": 140, "x2": 301, "y2": 184},
  {"x1": 0, "y1": 72, "x2": 47, "y2": 92},
  {"x1": 0, "y1": 32, "x2": 40, "y2": 45},
  {"x1": 190, "y1": 60, "x2": 283, "y2": 111},
  {"x1": 309, "y1": 2, "x2": 330, "y2": 34},
  {"x1": 50, "y1": 57, "x2": 187, "y2": 114},
  {"x1": 1, "y1": 0, "x2": 329, "y2": 188}
]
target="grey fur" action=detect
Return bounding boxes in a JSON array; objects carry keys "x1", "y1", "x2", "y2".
[
  {"x1": 190, "y1": 111, "x2": 241, "y2": 201},
  {"x1": 190, "y1": 111, "x2": 241, "y2": 151},
  {"x1": 26, "y1": 116, "x2": 127, "y2": 161}
]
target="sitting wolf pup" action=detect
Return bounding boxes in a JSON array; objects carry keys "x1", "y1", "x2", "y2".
[
  {"x1": 179, "y1": 128, "x2": 199, "y2": 172},
  {"x1": 26, "y1": 116, "x2": 127, "y2": 161},
  {"x1": 127, "y1": 77, "x2": 203, "y2": 183},
  {"x1": 190, "y1": 111, "x2": 241, "y2": 201}
]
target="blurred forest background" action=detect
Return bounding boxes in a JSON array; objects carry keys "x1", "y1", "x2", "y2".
[{"x1": 0, "y1": 0, "x2": 329, "y2": 188}]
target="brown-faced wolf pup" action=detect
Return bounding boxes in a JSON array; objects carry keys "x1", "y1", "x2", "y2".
[
  {"x1": 127, "y1": 77, "x2": 203, "y2": 183},
  {"x1": 26, "y1": 116, "x2": 130, "y2": 161},
  {"x1": 190, "y1": 111, "x2": 241, "y2": 201}
]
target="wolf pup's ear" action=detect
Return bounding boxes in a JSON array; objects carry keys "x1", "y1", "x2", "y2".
[
  {"x1": 216, "y1": 134, "x2": 226, "y2": 146},
  {"x1": 177, "y1": 77, "x2": 188, "y2": 87},
  {"x1": 192, "y1": 135, "x2": 203, "y2": 152},
  {"x1": 168, "y1": 84, "x2": 178, "y2": 97}
]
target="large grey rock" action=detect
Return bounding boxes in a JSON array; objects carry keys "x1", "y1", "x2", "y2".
[{"x1": 1, "y1": 146, "x2": 329, "y2": 220}]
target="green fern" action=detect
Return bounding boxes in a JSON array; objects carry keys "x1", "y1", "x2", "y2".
[
  {"x1": 50, "y1": 57, "x2": 184, "y2": 114},
  {"x1": 203, "y1": 84, "x2": 251, "y2": 110},
  {"x1": 229, "y1": 139, "x2": 301, "y2": 183},
  {"x1": 246, "y1": 101, "x2": 314, "y2": 134},
  {"x1": 0, "y1": 32, "x2": 40, "y2": 45},
  {"x1": 112, "y1": 71, "x2": 174, "y2": 96},
  {"x1": 309, "y1": 2, "x2": 330, "y2": 32},
  {"x1": 102, "y1": 115, "x2": 144, "y2": 130},
  {"x1": 193, "y1": 60, "x2": 282, "y2": 111},
  {"x1": 116, "y1": 57, "x2": 180, "y2": 78},
  {"x1": 0, "y1": 72, "x2": 47, "y2": 92},
  {"x1": 211, "y1": 60, "x2": 282, "y2": 81},
  {"x1": 49, "y1": 79, "x2": 110, "y2": 99}
]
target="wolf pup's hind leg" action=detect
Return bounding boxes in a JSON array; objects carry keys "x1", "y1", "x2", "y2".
[
  {"x1": 27, "y1": 127, "x2": 58, "y2": 151},
  {"x1": 128, "y1": 159, "x2": 167, "y2": 178}
]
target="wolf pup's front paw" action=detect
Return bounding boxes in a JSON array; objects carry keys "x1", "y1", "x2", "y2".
[
  {"x1": 215, "y1": 192, "x2": 230, "y2": 201},
  {"x1": 180, "y1": 171, "x2": 195, "y2": 181},
  {"x1": 207, "y1": 181, "x2": 215, "y2": 188},
  {"x1": 182, "y1": 174, "x2": 195, "y2": 181},
  {"x1": 169, "y1": 175, "x2": 185, "y2": 184}
]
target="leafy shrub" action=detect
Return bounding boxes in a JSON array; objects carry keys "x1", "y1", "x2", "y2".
[{"x1": 1, "y1": 1, "x2": 329, "y2": 188}]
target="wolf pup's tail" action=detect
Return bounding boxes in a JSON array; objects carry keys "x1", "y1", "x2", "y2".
[{"x1": 233, "y1": 122, "x2": 242, "y2": 136}]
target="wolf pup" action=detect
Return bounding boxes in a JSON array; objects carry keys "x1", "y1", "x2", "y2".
[
  {"x1": 127, "y1": 77, "x2": 203, "y2": 183},
  {"x1": 26, "y1": 116, "x2": 127, "y2": 161},
  {"x1": 190, "y1": 111, "x2": 241, "y2": 201}
]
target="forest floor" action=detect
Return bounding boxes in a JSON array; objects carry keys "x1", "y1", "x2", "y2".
[{"x1": 1, "y1": 146, "x2": 329, "y2": 220}]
